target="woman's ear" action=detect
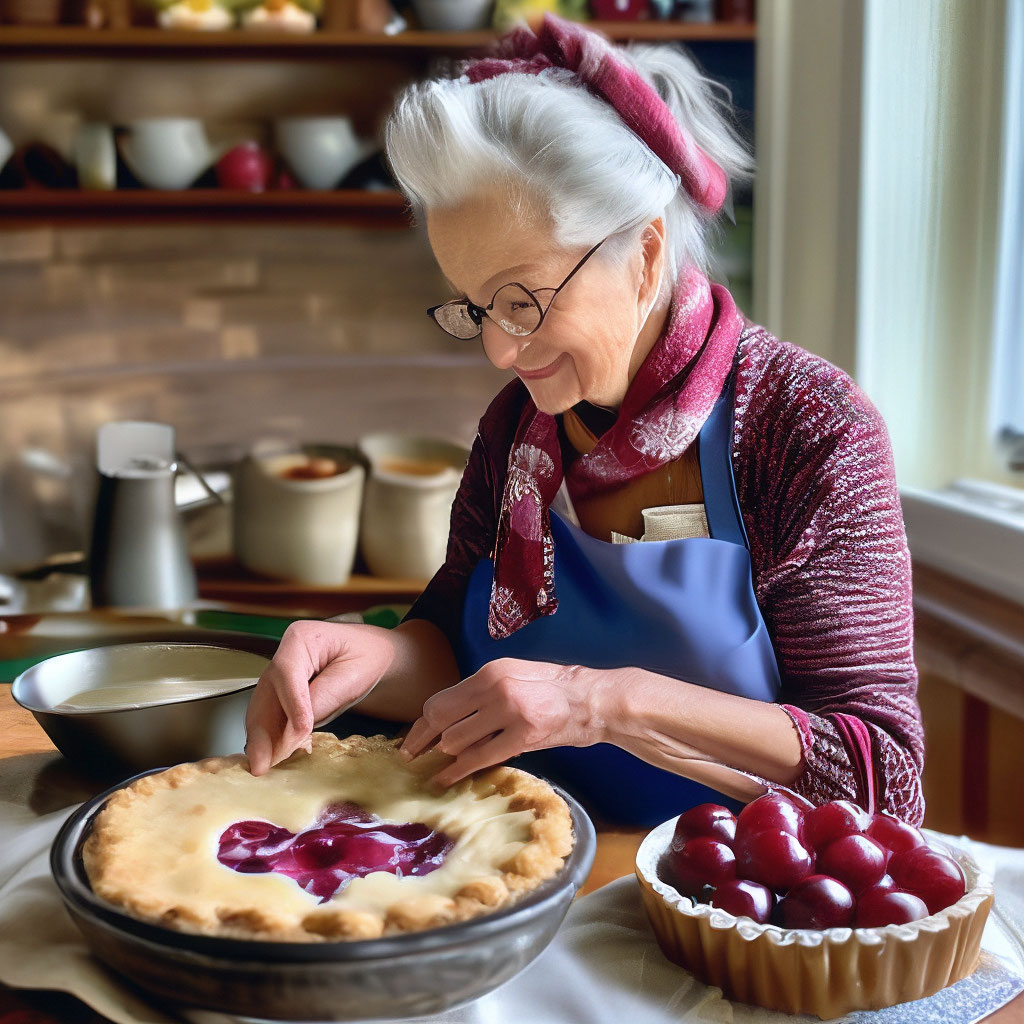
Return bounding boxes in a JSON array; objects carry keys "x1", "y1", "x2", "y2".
[{"x1": 637, "y1": 217, "x2": 666, "y2": 312}]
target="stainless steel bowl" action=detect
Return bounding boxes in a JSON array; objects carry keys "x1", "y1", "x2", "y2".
[
  {"x1": 12, "y1": 641, "x2": 275, "y2": 776},
  {"x1": 51, "y1": 772, "x2": 597, "y2": 1021}
]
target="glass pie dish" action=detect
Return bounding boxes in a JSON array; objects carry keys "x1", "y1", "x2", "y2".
[
  {"x1": 51, "y1": 769, "x2": 596, "y2": 1022},
  {"x1": 635, "y1": 814, "x2": 994, "y2": 1020}
]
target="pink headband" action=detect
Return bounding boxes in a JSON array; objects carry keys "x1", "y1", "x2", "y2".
[{"x1": 462, "y1": 13, "x2": 728, "y2": 214}]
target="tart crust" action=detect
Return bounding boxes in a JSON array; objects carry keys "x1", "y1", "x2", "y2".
[
  {"x1": 635, "y1": 816, "x2": 994, "y2": 1019},
  {"x1": 83, "y1": 733, "x2": 574, "y2": 942}
]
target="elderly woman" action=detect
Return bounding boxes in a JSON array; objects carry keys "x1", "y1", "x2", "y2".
[{"x1": 244, "y1": 15, "x2": 924, "y2": 828}]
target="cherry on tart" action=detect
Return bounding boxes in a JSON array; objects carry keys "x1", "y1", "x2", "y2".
[
  {"x1": 671, "y1": 804, "x2": 737, "y2": 848},
  {"x1": 778, "y1": 874, "x2": 855, "y2": 929},
  {"x1": 735, "y1": 793, "x2": 805, "y2": 843},
  {"x1": 866, "y1": 811, "x2": 926, "y2": 856},
  {"x1": 888, "y1": 845, "x2": 966, "y2": 915},
  {"x1": 816, "y1": 833, "x2": 888, "y2": 895},
  {"x1": 641, "y1": 799, "x2": 993, "y2": 1018},
  {"x1": 856, "y1": 888, "x2": 930, "y2": 928},
  {"x1": 668, "y1": 837, "x2": 736, "y2": 896},
  {"x1": 804, "y1": 799, "x2": 870, "y2": 850},
  {"x1": 709, "y1": 879, "x2": 773, "y2": 924},
  {"x1": 735, "y1": 828, "x2": 814, "y2": 893}
]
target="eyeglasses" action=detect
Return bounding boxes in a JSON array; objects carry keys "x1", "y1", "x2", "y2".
[{"x1": 427, "y1": 239, "x2": 605, "y2": 341}]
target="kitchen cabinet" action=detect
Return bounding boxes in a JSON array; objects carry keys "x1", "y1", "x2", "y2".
[{"x1": 913, "y1": 563, "x2": 1024, "y2": 847}]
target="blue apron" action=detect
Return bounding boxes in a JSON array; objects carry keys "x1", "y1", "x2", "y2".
[{"x1": 457, "y1": 370, "x2": 783, "y2": 826}]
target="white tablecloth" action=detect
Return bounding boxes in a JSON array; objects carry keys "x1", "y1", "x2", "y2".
[{"x1": 1, "y1": 795, "x2": 1022, "y2": 1024}]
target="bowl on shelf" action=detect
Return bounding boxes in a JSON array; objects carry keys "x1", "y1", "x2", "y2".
[
  {"x1": 118, "y1": 118, "x2": 216, "y2": 190},
  {"x1": 275, "y1": 117, "x2": 375, "y2": 191},
  {"x1": 411, "y1": 0, "x2": 493, "y2": 31}
]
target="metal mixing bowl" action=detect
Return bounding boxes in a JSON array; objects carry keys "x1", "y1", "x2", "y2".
[
  {"x1": 51, "y1": 772, "x2": 597, "y2": 1021},
  {"x1": 12, "y1": 641, "x2": 276, "y2": 776}
]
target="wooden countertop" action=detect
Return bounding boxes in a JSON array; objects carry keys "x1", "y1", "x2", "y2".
[{"x1": 1, "y1": 686, "x2": 1019, "y2": 1023}]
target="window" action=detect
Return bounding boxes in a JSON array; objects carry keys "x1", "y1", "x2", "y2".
[{"x1": 991, "y1": 0, "x2": 1024, "y2": 472}]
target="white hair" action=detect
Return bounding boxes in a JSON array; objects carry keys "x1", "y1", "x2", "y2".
[{"x1": 384, "y1": 39, "x2": 755, "y2": 291}]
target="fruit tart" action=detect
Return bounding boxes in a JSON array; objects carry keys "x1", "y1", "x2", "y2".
[
  {"x1": 83, "y1": 733, "x2": 574, "y2": 942},
  {"x1": 636, "y1": 793, "x2": 994, "y2": 1019}
]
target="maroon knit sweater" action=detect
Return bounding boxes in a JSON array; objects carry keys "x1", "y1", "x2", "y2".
[{"x1": 407, "y1": 324, "x2": 926, "y2": 825}]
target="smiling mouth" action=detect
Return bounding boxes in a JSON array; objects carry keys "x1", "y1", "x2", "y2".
[{"x1": 514, "y1": 353, "x2": 567, "y2": 380}]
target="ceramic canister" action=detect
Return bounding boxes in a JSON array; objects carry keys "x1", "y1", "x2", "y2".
[
  {"x1": 232, "y1": 447, "x2": 365, "y2": 585},
  {"x1": 358, "y1": 433, "x2": 470, "y2": 581}
]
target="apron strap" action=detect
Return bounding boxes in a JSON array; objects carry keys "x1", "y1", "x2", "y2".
[{"x1": 697, "y1": 367, "x2": 750, "y2": 548}]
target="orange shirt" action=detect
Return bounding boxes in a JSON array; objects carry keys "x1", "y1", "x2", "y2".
[{"x1": 561, "y1": 406, "x2": 704, "y2": 542}]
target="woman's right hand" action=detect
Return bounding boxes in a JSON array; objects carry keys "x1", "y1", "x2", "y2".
[{"x1": 243, "y1": 620, "x2": 395, "y2": 776}]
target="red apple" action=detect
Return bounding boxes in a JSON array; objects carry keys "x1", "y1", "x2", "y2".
[{"x1": 216, "y1": 142, "x2": 273, "y2": 193}]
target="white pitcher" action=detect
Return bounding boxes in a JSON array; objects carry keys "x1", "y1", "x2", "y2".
[{"x1": 120, "y1": 118, "x2": 214, "y2": 190}]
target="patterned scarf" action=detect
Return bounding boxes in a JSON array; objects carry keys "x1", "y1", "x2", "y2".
[{"x1": 488, "y1": 268, "x2": 745, "y2": 639}]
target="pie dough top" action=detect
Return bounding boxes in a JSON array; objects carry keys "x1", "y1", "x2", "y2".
[{"x1": 83, "y1": 733, "x2": 574, "y2": 942}]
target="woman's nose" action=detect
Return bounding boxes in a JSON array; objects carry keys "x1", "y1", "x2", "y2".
[{"x1": 480, "y1": 320, "x2": 529, "y2": 370}]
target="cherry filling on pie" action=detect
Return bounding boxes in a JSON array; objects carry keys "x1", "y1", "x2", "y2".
[
  {"x1": 217, "y1": 802, "x2": 454, "y2": 902},
  {"x1": 83, "y1": 733, "x2": 574, "y2": 941}
]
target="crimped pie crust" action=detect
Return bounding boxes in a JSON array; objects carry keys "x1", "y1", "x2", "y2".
[{"x1": 83, "y1": 733, "x2": 574, "y2": 942}]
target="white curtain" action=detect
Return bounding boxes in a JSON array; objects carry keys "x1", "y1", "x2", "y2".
[
  {"x1": 754, "y1": 0, "x2": 1018, "y2": 491},
  {"x1": 990, "y1": 0, "x2": 1024, "y2": 448}
]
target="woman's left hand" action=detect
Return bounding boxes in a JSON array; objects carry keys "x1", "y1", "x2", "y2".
[{"x1": 399, "y1": 658, "x2": 610, "y2": 787}]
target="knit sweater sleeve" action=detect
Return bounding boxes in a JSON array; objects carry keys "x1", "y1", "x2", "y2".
[{"x1": 731, "y1": 329, "x2": 925, "y2": 824}]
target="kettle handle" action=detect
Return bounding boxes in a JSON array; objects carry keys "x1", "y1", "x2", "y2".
[{"x1": 175, "y1": 450, "x2": 225, "y2": 508}]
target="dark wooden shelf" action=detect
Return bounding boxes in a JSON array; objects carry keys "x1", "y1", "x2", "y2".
[
  {"x1": 195, "y1": 560, "x2": 425, "y2": 614},
  {"x1": 0, "y1": 22, "x2": 755, "y2": 57},
  {"x1": 0, "y1": 188, "x2": 411, "y2": 227}
]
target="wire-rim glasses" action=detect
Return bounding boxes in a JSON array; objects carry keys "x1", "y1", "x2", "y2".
[{"x1": 427, "y1": 239, "x2": 605, "y2": 341}]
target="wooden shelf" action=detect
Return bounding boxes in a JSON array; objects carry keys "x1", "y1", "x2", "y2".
[
  {"x1": 195, "y1": 559, "x2": 425, "y2": 614},
  {"x1": 0, "y1": 188, "x2": 411, "y2": 227},
  {"x1": 0, "y1": 22, "x2": 755, "y2": 57}
]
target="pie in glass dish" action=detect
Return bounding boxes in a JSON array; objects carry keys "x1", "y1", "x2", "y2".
[{"x1": 82, "y1": 732, "x2": 574, "y2": 942}]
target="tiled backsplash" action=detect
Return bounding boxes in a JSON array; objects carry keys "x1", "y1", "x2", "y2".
[{"x1": 0, "y1": 224, "x2": 506, "y2": 573}]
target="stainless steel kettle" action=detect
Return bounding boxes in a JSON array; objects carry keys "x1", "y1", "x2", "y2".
[{"x1": 88, "y1": 421, "x2": 198, "y2": 608}]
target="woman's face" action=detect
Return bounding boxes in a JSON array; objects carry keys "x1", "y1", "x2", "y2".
[{"x1": 426, "y1": 188, "x2": 667, "y2": 414}]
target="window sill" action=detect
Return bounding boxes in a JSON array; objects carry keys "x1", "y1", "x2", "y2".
[
  {"x1": 900, "y1": 479, "x2": 1024, "y2": 607},
  {"x1": 904, "y1": 480, "x2": 1024, "y2": 721}
]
